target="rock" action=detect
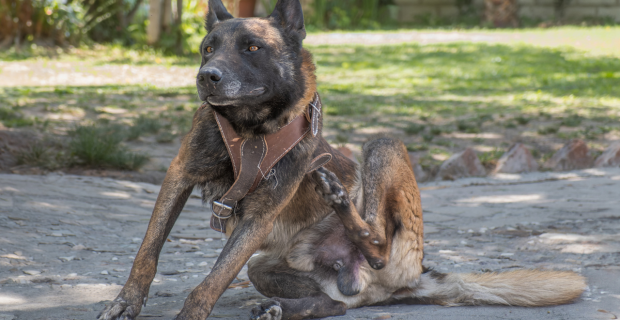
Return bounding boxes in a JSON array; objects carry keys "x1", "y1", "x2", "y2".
[
  {"x1": 198, "y1": 261, "x2": 208, "y2": 267},
  {"x1": 493, "y1": 143, "x2": 539, "y2": 174},
  {"x1": 185, "y1": 262, "x2": 195, "y2": 267},
  {"x1": 0, "y1": 253, "x2": 27, "y2": 260},
  {"x1": 59, "y1": 256, "x2": 75, "y2": 262},
  {"x1": 71, "y1": 244, "x2": 87, "y2": 251},
  {"x1": 408, "y1": 153, "x2": 428, "y2": 182},
  {"x1": 594, "y1": 142, "x2": 620, "y2": 168},
  {"x1": 436, "y1": 148, "x2": 486, "y2": 181},
  {"x1": 100, "y1": 270, "x2": 109, "y2": 275},
  {"x1": 544, "y1": 139, "x2": 592, "y2": 171},
  {"x1": 23, "y1": 270, "x2": 41, "y2": 275}
]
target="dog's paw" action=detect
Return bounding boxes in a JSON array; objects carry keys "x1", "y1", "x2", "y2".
[
  {"x1": 250, "y1": 300, "x2": 282, "y2": 320},
  {"x1": 313, "y1": 167, "x2": 349, "y2": 207},
  {"x1": 97, "y1": 297, "x2": 141, "y2": 320}
]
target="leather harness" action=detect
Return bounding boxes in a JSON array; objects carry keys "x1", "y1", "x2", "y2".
[{"x1": 210, "y1": 93, "x2": 332, "y2": 233}]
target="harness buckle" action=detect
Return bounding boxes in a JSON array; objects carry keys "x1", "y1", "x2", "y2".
[{"x1": 212, "y1": 200, "x2": 234, "y2": 220}]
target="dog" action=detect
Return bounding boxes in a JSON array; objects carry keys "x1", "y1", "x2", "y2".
[{"x1": 98, "y1": 0, "x2": 587, "y2": 319}]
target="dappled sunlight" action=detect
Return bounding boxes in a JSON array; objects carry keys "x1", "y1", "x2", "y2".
[
  {"x1": 582, "y1": 168, "x2": 609, "y2": 176},
  {"x1": 100, "y1": 191, "x2": 132, "y2": 199},
  {"x1": 456, "y1": 194, "x2": 543, "y2": 204},
  {"x1": 491, "y1": 173, "x2": 523, "y2": 180},
  {"x1": 0, "y1": 293, "x2": 26, "y2": 306},
  {"x1": 561, "y1": 244, "x2": 606, "y2": 254},
  {"x1": 539, "y1": 233, "x2": 620, "y2": 243},
  {"x1": 538, "y1": 233, "x2": 620, "y2": 254},
  {"x1": 26, "y1": 201, "x2": 71, "y2": 210},
  {"x1": 450, "y1": 132, "x2": 502, "y2": 139},
  {"x1": 0, "y1": 284, "x2": 122, "y2": 312}
]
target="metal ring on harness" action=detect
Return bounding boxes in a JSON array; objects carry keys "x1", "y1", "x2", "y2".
[{"x1": 211, "y1": 200, "x2": 234, "y2": 219}]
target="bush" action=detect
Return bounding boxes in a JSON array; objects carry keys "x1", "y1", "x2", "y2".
[
  {"x1": 69, "y1": 124, "x2": 149, "y2": 170},
  {"x1": 308, "y1": 0, "x2": 395, "y2": 30}
]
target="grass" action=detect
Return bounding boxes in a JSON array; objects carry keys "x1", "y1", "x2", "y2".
[
  {"x1": 313, "y1": 43, "x2": 620, "y2": 118},
  {"x1": 479, "y1": 148, "x2": 505, "y2": 170},
  {"x1": 1, "y1": 27, "x2": 620, "y2": 174}
]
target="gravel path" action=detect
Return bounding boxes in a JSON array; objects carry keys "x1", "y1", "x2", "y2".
[{"x1": 1, "y1": 168, "x2": 619, "y2": 319}]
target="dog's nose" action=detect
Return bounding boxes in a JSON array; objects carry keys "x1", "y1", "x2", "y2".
[{"x1": 197, "y1": 67, "x2": 223, "y2": 85}]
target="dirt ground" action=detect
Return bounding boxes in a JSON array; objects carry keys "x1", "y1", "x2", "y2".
[{"x1": 1, "y1": 168, "x2": 619, "y2": 320}]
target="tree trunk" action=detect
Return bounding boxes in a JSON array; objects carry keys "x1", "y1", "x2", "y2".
[
  {"x1": 162, "y1": 0, "x2": 173, "y2": 33},
  {"x1": 484, "y1": 0, "x2": 518, "y2": 28},
  {"x1": 223, "y1": 0, "x2": 240, "y2": 17},
  {"x1": 117, "y1": 0, "x2": 126, "y2": 29},
  {"x1": 175, "y1": 0, "x2": 183, "y2": 55},
  {"x1": 126, "y1": 0, "x2": 144, "y2": 25},
  {"x1": 147, "y1": 0, "x2": 162, "y2": 44}
]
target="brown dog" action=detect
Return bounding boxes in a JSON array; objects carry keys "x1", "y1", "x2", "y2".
[{"x1": 98, "y1": 0, "x2": 586, "y2": 319}]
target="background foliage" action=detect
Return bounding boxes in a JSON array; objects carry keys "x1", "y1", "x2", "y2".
[{"x1": 0, "y1": 0, "x2": 399, "y2": 55}]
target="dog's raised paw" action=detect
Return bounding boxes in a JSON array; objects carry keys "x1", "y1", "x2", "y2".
[
  {"x1": 250, "y1": 300, "x2": 282, "y2": 320},
  {"x1": 313, "y1": 167, "x2": 349, "y2": 207}
]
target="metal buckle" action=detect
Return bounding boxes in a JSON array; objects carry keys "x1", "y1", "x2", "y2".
[{"x1": 211, "y1": 200, "x2": 234, "y2": 219}]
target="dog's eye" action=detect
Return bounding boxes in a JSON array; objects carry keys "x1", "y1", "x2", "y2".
[
  {"x1": 249, "y1": 46, "x2": 259, "y2": 52},
  {"x1": 206, "y1": 46, "x2": 213, "y2": 53}
]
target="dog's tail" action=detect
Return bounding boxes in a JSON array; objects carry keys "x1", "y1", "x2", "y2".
[{"x1": 410, "y1": 269, "x2": 586, "y2": 307}]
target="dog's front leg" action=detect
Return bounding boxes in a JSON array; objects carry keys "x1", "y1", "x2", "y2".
[
  {"x1": 174, "y1": 164, "x2": 305, "y2": 320},
  {"x1": 173, "y1": 210, "x2": 276, "y2": 320},
  {"x1": 98, "y1": 158, "x2": 195, "y2": 320}
]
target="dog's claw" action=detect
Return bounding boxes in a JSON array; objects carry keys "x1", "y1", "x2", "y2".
[
  {"x1": 314, "y1": 167, "x2": 349, "y2": 207},
  {"x1": 360, "y1": 230, "x2": 370, "y2": 238}
]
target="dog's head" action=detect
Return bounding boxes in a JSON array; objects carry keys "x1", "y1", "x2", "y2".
[{"x1": 197, "y1": 0, "x2": 313, "y2": 135}]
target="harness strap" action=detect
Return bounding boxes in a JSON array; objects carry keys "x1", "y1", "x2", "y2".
[{"x1": 210, "y1": 93, "x2": 329, "y2": 233}]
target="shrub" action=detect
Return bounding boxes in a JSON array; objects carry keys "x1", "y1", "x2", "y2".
[{"x1": 69, "y1": 124, "x2": 149, "y2": 170}]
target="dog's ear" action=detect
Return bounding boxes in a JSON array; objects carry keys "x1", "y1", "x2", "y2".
[
  {"x1": 269, "y1": 0, "x2": 306, "y2": 42},
  {"x1": 206, "y1": 0, "x2": 234, "y2": 33}
]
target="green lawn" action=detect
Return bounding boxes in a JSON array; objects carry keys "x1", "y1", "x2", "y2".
[{"x1": 1, "y1": 27, "x2": 619, "y2": 173}]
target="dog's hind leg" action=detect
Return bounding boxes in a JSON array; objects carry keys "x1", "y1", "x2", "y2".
[
  {"x1": 315, "y1": 138, "x2": 422, "y2": 271},
  {"x1": 314, "y1": 167, "x2": 388, "y2": 270},
  {"x1": 248, "y1": 256, "x2": 347, "y2": 320}
]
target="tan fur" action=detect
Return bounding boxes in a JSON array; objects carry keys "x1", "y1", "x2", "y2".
[
  {"x1": 284, "y1": 141, "x2": 587, "y2": 310},
  {"x1": 242, "y1": 19, "x2": 284, "y2": 47},
  {"x1": 408, "y1": 270, "x2": 587, "y2": 307}
]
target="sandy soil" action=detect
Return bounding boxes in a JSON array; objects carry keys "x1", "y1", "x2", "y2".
[{"x1": 1, "y1": 168, "x2": 619, "y2": 319}]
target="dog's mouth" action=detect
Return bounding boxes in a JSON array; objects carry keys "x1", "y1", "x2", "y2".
[
  {"x1": 204, "y1": 87, "x2": 266, "y2": 106},
  {"x1": 248, "y1": 87, "x2": 266, "y2": 96}
]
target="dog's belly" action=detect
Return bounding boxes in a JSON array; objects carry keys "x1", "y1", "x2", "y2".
[{"x1": 258, "y1": 177, "x2": 336, "y2": 254}]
